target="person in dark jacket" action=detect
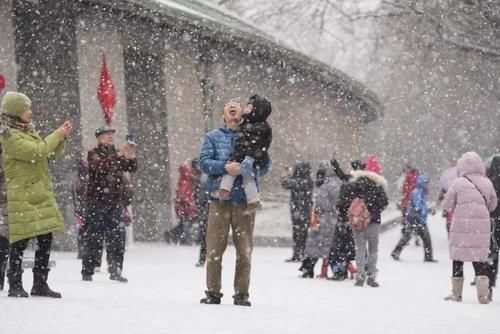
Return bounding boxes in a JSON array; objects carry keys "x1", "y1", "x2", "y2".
[
  {"x1": 339, "y1": 155, "x2": 388, "y2": 287},
  {"x1": 81, "y1": 126, "x2": 137, "y2": 283},
  {"x1": 391, "y1": 175, "x2": 437, "y2": 262},
  {"x1": 486, "y1": 156, "x2": 500, "y2": 301},
  {"x1": 192, "y1": 158, "x2": 209, "y2": 267},
  {"x1": 328, "y1": 159, "x2": 365, "y2": 280},
  {"x1": 0, "y1": 145, "x2": 8, "y2": 291},
  {"x1": 281, "y1": 161, "x2": 314, "y2": 262},
  {"x1": 216, "y1": 95, "x2": 272, "y2": 213}
]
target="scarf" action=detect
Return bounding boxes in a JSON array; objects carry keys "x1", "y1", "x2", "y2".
[{"x1": 0, "y1": 113, "x2": 34, "y2": 136}]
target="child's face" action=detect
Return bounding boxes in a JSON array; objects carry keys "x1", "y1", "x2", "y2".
[
  {"x1": 244, "y1": 103, "x2": 253, "y2": 115},
  {"x1": 223, "y1": 101, "x2": 242, "y2": 129}
]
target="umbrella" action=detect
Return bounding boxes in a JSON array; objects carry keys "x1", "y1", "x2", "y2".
[{"x1": 438, "y1": 166, "x2": 458, "y2": 191}]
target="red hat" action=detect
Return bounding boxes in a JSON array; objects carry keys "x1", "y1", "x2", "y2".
[{"x1": 365, "y1": 155, "x2": 382, "y2": 175}]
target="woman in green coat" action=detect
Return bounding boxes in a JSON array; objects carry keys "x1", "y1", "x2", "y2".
[{"x1": 0, "y1": 91, "x2": 72, "y2": 298}]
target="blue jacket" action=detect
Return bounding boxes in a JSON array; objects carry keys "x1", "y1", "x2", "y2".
[
  {"x1": 199, "y1": 126, "x2": 271, "y2": 205},
  {"x1": 407, "y1": 175, "x2": 430, "y2": 225}
]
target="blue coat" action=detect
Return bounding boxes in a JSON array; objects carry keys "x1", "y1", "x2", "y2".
[
  {"x1": 199, "y1": 126, "x2": 271, "y2": 205},
  {"x1": 407, "y1": 175, "x2": 430, "y2": 225}
]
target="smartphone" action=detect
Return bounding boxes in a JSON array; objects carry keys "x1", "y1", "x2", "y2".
[
  {"x1": 65, "y1": 113, "x2": 72, "y2": 122},
  {"x1": 126, "y1": 134, "x2": 137, "y2": 146}
]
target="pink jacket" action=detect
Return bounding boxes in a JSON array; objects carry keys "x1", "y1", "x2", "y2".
[{"x1": 443, "y1": 152, "x2": 498, "y2": 262}]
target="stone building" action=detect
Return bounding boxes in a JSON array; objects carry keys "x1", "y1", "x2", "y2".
[{"x1": 0, "y1": 0, "x2": 382, "y2": 248}]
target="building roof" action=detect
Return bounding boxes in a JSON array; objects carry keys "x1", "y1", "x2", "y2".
[{"x1": 87, "y1": 0, "x2": 383, "y2": 119}]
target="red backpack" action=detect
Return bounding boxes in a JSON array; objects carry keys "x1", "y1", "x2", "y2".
[{"x1": 348, "y1": 198, "x2": 371, "y2": 231}]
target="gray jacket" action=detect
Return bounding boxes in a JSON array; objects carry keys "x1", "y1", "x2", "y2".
[{"x1": 304, "y1": 167, "x2": 340, "y2": 258}]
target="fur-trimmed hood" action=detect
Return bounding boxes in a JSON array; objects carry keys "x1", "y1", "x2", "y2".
[{"x1": 351, "y1": 170, "x2": 388, "y2": 190}]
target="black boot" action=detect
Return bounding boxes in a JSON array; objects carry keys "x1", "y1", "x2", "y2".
[
  {"x1": 200, "y1": 290, "x2": 222, "y2": 304},
  {"x1": 0, "y1": 236, "x2": 8, "y2": 291},
  {"x1": 109, "y1": 270, "x2": 128, "y2": 283},
  {"x1": 7, "y1": 270, "x2": 28, "y2": 298},
  {"x1": 31, "y1": 269, "x2": 62, "y2": 298},
  {"x1": 233, "y1": 293, "x2": 252, "y2": 307}
]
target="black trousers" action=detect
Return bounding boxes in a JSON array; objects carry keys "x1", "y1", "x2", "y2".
[
  {"x1": 82, "y1": 204, "x2": 125, "y2": 276},
  {"x1": 393, "y1": 223, "x2": 433, "y2": 260},
  {"x1": 452, "y1": 261, "x2": 489, "y2": 277},
  {"x1": 292, "y1": 216, "x2": 309, "y2": 260},
  {"x1": 7, "y1": 233, "x2": 52, "y2": 285}
]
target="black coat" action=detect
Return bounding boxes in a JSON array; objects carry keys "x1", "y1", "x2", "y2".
[
  {"x1": 231, "y1": 95, "x2": 272, "y2": 168},
  {"x1": 336, "y1": 171, "x2": 389, "y2": 226},
  {"x1": 281, "y1": 162, "x2": 314, "y2": 223}
]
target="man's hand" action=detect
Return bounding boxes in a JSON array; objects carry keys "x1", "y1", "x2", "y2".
[{"x1": 225, "y1": 161, "x2": 241, "y2": 176}]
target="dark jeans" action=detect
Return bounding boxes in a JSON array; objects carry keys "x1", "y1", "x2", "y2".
[
  {"x1": 292, "y1": 216, "x2": 309, "y2": 260},
  {"x1": 452, "y1": 261, "x2": 489, "y2": 277},
  {"x1": 8, "y1": 233, "x2": 52, "y2": 285},
  {"x1": 393, "y1": 223, "x2": 433, "y2": 260},
  {"x1": 82, "y1": 204, "x2": 126, "y2": 276},
  {"x1": 0, "y1": 236, "x2": 9, "y2": 289}
]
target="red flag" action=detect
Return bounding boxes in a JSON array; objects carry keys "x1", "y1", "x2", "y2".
[
  {"x1": 97, "y1": 54, "x2": 116, "y2": 125},
  {"x1": 0, "y1": 73, "x2": 5, "y2": 94}
]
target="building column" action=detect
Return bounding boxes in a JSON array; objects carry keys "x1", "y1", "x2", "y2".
[{"x1": 13, "y1": 0, "x2": 82, "y2": 250}]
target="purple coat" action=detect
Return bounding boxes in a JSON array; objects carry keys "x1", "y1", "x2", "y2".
[{"x1": 443, "y1": 152, "x2": 498, "y2": 262}]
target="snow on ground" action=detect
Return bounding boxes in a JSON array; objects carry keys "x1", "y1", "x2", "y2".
[{"x1": 1, "y1": 212, "x2": 499, "y2": 333}]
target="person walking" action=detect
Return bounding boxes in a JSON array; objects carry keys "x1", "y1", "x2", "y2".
[
  {"x1": 171, "y1": 163, "x2": 198, "y2": 244},
  {"x1": 81, "y1": 126, "x2": 137, "y2": 283},
  {"x1": 199, "y1": 100, "x2": 271, "y2": 307},
  {"x1": 443, "y1": 152, "x2": 497, "y2": 304},
  {"x1": 341, "y1": 155, "x2": 388, "y2": 287},
  {"x1": 391, "y1": 175, "x2": 437, "y2": 262},
  {"x1": 486, "y1": 156, "x2": 500, "y2": 301},
  {"x1": 0, "y1": 91, "x2": 72, "y2": 298},
  {"x1": 281, "y1": 162, "x2": 314, "y2": 262}
]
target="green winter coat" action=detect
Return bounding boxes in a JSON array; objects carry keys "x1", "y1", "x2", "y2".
[{"x1": 1, "y1": 128, "x2": 67, "y2": 243}]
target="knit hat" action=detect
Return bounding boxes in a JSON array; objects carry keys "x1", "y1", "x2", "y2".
[
  {"x1": 365, "y1": 155, "x2": 382, "y2": 175},
  {"x1": 1, "y1": 92, "x2": 32, "y2": 117}
]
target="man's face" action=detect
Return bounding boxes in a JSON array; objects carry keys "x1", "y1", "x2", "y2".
[
  {"x1": 423, "y1": 182, "x2": 430, "y2": 192},
  {"x1": 222, "y1": 101, "x2": 242, "y2": 129},
  {"x1": 97, "y1": 132, "x2": 115, "y2": 146},
  {"x1": 244, "y1": 103, "x2": 253, "y2": 115}
]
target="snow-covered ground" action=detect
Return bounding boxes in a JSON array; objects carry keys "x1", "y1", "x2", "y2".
[{"x1": 1, "y1": 212, "x2": 499, "y2": 333}]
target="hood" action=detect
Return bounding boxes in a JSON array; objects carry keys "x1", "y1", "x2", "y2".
[
  {"x1": 416, "y1": 175, "x2": 429, "y2": 191},
  {"x1": 293, "y1": 161, "x2": 312, "y2": 178},
  {"x1": 245, "y1": 94, "x2": 272, "y2": 123},
  {"x1": 178, "y1": 163, "x2": 192, "y2": 179},
  {"x1": 457, "y1": 151, "x2": 485, "y2": 177},
  {"x1": 351, "y1": 170, "x2": 388, "y2": 190}
]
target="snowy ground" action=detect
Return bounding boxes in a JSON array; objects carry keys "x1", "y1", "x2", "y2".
[{"x1": 1, "y1": 212, "x2": 499, "y2": 333}]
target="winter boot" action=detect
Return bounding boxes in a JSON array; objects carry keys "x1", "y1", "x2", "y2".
[
  {"x1": 354, "y1": 273, "x2": 366, "y2": 287},
  {"x1": 200, "y1": 291, "x2": 222, "y2": 304},
  {"x1": 233, "y1": 293, "x2": 252, "y2": 307},
  {"x1": 390, "y1": 251, "x2": 400, "y2": 261},
  {"x1": 475, "y1": 276, "x2": 490, "y2": 304},
  {"x1": 444, "y1": 277, "x2": 464, "y2": 302},
  {"x1": 317, "y1": 258, "x2": 329, "y2": 279},
  {"x1": 366, "y1": 273, "x2": 380, "y2": 288},
  {"x1": 109, "y1": 270, "x2": 128, "y2": 283},
  {"x1": 347, "y1": 261, "x2": 357, "y2": 280},
  {"x1": 7, "y1": 270, "x2": 28, "y2": 298},
  {"x1": 31, "y1": 269, "x2": 62, "y2": 298}
]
